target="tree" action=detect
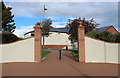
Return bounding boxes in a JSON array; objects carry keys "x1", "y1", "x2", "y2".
[
  {"x1": 0, "y1": 31, "x2": 22, "y2": 43},
  {"x1": 0, "y1": 1, "x2": 2, "y2": 31},
  {"x1": 66, "y1": 17, "x2": 99, "y2": 43},
  {"x1": 86, "y1": 31, "x2": 120, "y2": 42},
  {"x1": 1, "y1": 1, "x2": 16, "y2": 32},
  {"x1": 114, "y1": 33, "x2": 120, "y2": 42},
  {"x1": 41, "y1": 19, "x2": 52, "y2": 49}
]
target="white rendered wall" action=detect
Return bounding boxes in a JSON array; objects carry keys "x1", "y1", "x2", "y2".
[
  {"x1": 0, "y1": 44, "x2": 2, "y2": 77},
  {"x1": 85, "y1": 37, "x2": 119, "y2": 64},
  {"x1": 106, "y1": 43, "x2": 118, "y2": 63},
  {"x1": 0, "y1": 45, "x2": 2, "y2": 63},
  {"x1": 85, "y1": 37, "x2": 106, "y2": 63},
  {"x1": 1, "y1": 37, "x2": 34, "y2": 63}
]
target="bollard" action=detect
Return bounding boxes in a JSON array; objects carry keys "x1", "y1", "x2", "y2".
[
  {"x1": 66, "y1": 46, "x2": 68, "y2": 51},
  {"x1": 59, "y1": 50, "x2": 61, "y2": 60}
]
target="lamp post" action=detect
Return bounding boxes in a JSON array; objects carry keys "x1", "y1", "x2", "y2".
[
  {"x1": 43, "y1": 4, "x2": 47, "y2": 49},
  {"x1": 43, "y1": 5, "x2": 47, "y2": 21}
]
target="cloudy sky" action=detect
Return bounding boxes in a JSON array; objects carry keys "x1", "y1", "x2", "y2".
[{"x1": 4, "y1": 1, "x2": 119, "y2": 38}]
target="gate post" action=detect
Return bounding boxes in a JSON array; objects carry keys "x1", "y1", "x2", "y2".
[
  {"x1": 34, "y1": 22, "x2": 42, "y2": 62},
  {"x1": 78, "y1": 21, "x2": 85, "y2": 62}
]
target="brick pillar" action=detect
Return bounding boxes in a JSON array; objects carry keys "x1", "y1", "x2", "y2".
[
  {"x1": 78, "y1": 21, "x2": 85, "y2": 62},
  {"x1": 34, "y1": 22, "x2": 42, "y2": 62}
]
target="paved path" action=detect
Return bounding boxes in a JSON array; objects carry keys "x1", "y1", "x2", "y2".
[{"x1": 2, "y1": 50, "x2": 119, "y2": 76}]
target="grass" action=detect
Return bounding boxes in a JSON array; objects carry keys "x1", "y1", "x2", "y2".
[
  {"x1": 42, "y1": 50, "x2": 51, "y2": 58},
  {"x1": 71, "y1": 50, "x2": 78, "y2": 59}
]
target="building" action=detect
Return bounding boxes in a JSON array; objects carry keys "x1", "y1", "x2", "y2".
[
  {"x1": 24, "y1": 26, "x2": 118, "y2": 49},
  {"x1": 25, "y1": 26, "x2": 118, "y2": 38},
  {"x1": 24, "y1": 28, "x2": 72, "y2": 49},
  {"x1": 24, "y1": 28, "x2": 70, "y2": 38},
  {"x1": 95, "y1": 26, "x2": 118, "y2": 34}
]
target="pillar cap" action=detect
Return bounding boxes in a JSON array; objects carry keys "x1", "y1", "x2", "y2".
[
  {"x1": 37, "y1": 22, "x2": 40, "y2": 25},
  {"x1": 79, "y1": 21, "x2": 82, "y2": 25},
  {"x1": 34, "y1": 22, "x2": 42, "y2": 29},
  {"x1": 78, "y1": 21, "x2": 85, "y2": 28}
]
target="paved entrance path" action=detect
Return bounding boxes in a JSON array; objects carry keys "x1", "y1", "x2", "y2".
[{"x1": 2, "y1": 50, "x2": 118, "y2": 76}]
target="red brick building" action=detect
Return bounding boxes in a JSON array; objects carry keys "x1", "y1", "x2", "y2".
[{"x1": 96, "y1": 26, "x2": 119, "y2": 34}]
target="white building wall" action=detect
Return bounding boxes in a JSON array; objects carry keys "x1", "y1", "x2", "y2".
[
  {"x1": 43, "y1": 32, "x2": 71, "y2": 45},
  {"x1": 1, "y1": 37, "x2": 34, "y2": 63},
  {"x1": 24, "y1": 32, "x2": 72, "y2": 45},
  {"x1": 24, "y1": 33, "x2": 32, "y2": 38},
  {"x1": 72, "y1": 42, "x2": 78, "y2": 50}
]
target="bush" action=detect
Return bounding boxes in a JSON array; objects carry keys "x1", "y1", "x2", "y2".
[
  {"x1": 86, "y1": 31, "x2": 120, "y2": 42},
  {"x1": 0, "y1": 31, "x2": 22, "y2": 43}
]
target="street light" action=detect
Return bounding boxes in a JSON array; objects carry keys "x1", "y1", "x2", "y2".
[
  {"x1": 43, "y1": 4, "x2": 47, "y2": 49},
  {"x1": 43, "y1": 4, "x2": 47, "y2": 21}
]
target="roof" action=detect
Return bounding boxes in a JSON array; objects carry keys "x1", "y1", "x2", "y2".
[
  {"x1": 96, "y1": 26, "x2": 112, "y2": 32},
  {"x1": 25, "y1": 26, "x2": 118, "y2": 35},
  {"x1": 51, "y1": 28, "x2": 70, "y2": 33},
  {"x1": 24, "y1": 27, "x2": 70, "y2": 35},
  {"x1": 24, "y1": 31, "x2": 34, "y2": 35}
]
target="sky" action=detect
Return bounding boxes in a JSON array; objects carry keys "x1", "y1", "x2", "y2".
[{"x1": 4, "y1": 1, "x2": 119, "y2": 38}]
